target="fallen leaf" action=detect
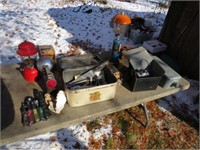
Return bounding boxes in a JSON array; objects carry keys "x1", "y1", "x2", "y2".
[
  {"x1": 112, "y1": 125, "x2": 120, "y2": 134},
  {"x1": 50, "y1": 136, "x2": 57, "y2": 141},
  {"x1": 168, "y1": 128, "x2": 176, "y2": 137}
]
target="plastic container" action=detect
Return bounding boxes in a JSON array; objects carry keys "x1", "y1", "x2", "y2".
[
  {"x1": 130, "y1": 29, "x2": 153, "y2": 44},
  {"x1": 63, "y1": 66, "x2": 118, "y2": 107}
]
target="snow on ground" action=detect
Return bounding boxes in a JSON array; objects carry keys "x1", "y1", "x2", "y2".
[
  {"x1": 0, "y1": 0, "x2": 167, "y2": 64},
  {"x1": 158, "y1": 79, "x2": 199, "y2": 122},
  {"x1": 1, "y1": 0, "x2": 198, "y2": 149}
]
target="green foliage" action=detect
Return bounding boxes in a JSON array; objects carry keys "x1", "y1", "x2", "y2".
[
  {"x1": 126, "y1": 132, "x2": 138, "y2": 144},
  {"x1": 87, "y1": 118, "x2": 101, "y2": 131},
  {"x1": 104, "y1": 137, "x2": 113, "y2": 149}
]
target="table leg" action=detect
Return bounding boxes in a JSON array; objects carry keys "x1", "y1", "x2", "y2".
[
  {"x1": 126, "y1": 103, "x2": 149, "y2": 128},
  {"x1": 140, "y1": 103, "x2": 149, "y2": 128}
]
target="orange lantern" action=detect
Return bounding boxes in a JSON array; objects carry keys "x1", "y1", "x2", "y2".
[
  {"x1": 113, "y1": 13, "x2": 131, "y2": 25},
  {"x1": 111, "y1": 12, "x2": 131, "y2": 36}
]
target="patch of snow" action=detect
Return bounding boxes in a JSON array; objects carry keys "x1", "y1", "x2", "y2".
[
  {"x1": 158, "y1": 79, "x2": 199, "y2": 121},
  {"x1": 0, "y1": 0, "x2": 168, "y2": 64}
]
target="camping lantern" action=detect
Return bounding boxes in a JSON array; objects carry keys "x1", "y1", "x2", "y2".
[
  {"x1": 16, "y1": 41, "x2": 38, "y2": 82},
  {"x1": 111, "y1": 12, "x2": 131, "y2": 37}
]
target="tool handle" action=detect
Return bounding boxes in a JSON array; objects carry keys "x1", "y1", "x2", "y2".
[{"x1": 94, "y1": 61, "x2": 109, "y2": 72}]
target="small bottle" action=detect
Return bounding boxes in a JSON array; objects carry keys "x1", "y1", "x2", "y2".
[
  {"x1": 20, "y1": 102, "x2": 28, "y2": 126},
  {"x1": 38, "y1": 107, "x2": 46, "y2": 120},
  {"x1": 26, "y1": 101, "x2": 34, "y2": 126},
  {"x1": 37, "y1": 91, "x2": 49, "y2": 120},
  {"x1": 32, "y1": 101, "x2": 40, "y2": 122},
  {"x1": 35, "y1": 99, "x2": 45, "y2": 120},
  {"x1": 111, "y1": 34, "x2": 121, "y2": 63}
]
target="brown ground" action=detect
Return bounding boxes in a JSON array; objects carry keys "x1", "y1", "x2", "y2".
[{"x1": 86, "y1": 100, "x2": 199, "y2": 149}]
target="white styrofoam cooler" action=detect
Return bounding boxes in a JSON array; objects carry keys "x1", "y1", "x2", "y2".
[
  {"x1": 143, "y1": 40, "x2": 167, "y2": 53},
  {"x1": 62, "y1": 66, "x2": 118, "y2": 107}
]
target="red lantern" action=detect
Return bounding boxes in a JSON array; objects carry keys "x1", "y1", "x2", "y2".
[
  {"x1": 16, "y1": 41, "x2": 38, "y2": 82},
  {"x1": 17, "y1": 41, "x2": 38, "y2": 56}
]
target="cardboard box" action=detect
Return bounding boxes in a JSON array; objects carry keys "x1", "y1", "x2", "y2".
[
  {"x1": 38, "y1": 45, "x2": 56, "y2": 63},
  {"x1": 143, "y1": 40, "x2": 167, "y2": 53}
]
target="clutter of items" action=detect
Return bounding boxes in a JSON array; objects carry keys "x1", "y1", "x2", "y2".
[{"x1": 16, "y1": 12, "x2": 182, "y2": 127}]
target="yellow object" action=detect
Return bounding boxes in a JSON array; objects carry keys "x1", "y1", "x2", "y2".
[
  {"x1": 89, "y1": 91, "x2": 101, "y2": 101},
  {"x1": 33, "y1": 108, "x2": 40, "y2": 122},
  {"x1": 38, "y1": 45, "x2": 56, "y2": 63}
]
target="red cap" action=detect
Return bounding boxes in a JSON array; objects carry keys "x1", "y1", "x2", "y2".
[
  {"x1": 17, "y1": 41, "x2": 38, "y2": 56},
  {"x1": 46, "y1": 79, "x2": 57, "y2": 89}
]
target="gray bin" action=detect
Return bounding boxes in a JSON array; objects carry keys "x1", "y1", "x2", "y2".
[{"x1": 58, "y1": 53, "x2": 99, "y2": 69}]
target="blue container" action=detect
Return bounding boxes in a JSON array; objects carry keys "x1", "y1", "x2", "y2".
[{"x1": 111, "y1": 35, "x2": 121, "y2": 62}]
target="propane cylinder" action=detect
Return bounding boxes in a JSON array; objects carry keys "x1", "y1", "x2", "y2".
[
  {"x1": 111, "y1": 34, "x2": 121, "y2": 62},
  {"x1": 23, "y1": 67, "x2": 38, "y2": 82}
]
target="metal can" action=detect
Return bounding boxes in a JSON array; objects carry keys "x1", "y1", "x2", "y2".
[{"x1": 111, "y1": 34, "x2": 121, "y2": 62}]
